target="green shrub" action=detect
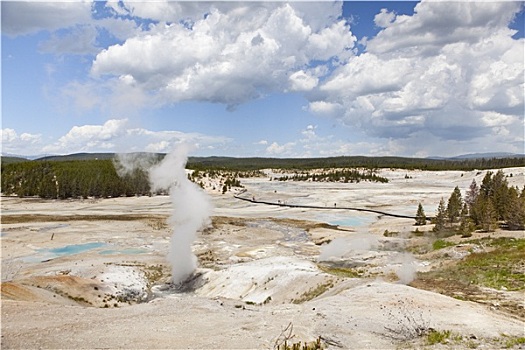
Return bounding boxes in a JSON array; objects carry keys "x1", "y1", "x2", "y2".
[{"x1": 426, "y1": 329, "x2": 451, "y2": 345}]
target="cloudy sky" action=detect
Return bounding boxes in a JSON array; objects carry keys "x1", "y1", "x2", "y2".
[{"x1": 2, "y1": 1, "x2": 524, "y2": 158}]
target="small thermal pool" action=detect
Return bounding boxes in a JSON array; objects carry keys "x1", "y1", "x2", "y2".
[
  {"x1": 99, "y1": 248, "x2": 148, "y2": 255},
  {"x1": 48, "y1": 242, "x2": 106, "y2": 255},
  {"x1": 315, "y1": 213, "x2": 374, "y2": 228},
  {"x1": 22, "y1": 242, "x2": 107, "y2": 263},
  {"x1": 330, "y1": 217, "x2": 371, "y2": 227}
]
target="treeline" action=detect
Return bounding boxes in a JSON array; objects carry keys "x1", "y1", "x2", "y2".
[
  {"x1": 4, "y1": 153, "x2": 523, "y2": 171},
  {"x1": 416, "y1": 170, "x2": 525, "y2": 233},
  {"x1": 187, "y1": 155, "x2": 524, "y2": 171},
  {"x1": 275, "y1": 169, "x2": 388, "y2": 183},
  {"x1": 0, "y1": 159, "x2": 254, "y2": 199},
  {"x1": 1, "y1": 159, "x2": 151, "y2": 199}
]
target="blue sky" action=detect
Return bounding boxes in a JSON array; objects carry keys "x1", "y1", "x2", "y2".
[{"x1": 2, "y1": 1, "x2": 524, "y2": 158}]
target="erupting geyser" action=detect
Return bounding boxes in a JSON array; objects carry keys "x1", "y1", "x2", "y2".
[{"x1": 149, "y1": 144, "x2": 213, "y2": 284}]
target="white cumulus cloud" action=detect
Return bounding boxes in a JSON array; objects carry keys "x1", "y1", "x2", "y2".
[
  {"x1": 367, "y1": 1, "x2": 522, "y2": 56},
  {"x1": 308, "y1": 1, "x2": 524, "y2": 154},
  {"x1": 91, "y1": 2, "x2": 355, "y2": 107},
  {"x1": 44, "y1": 119, "x2": 128, "y2": 153},
  {"x1": 266, "y1": 141, "x2": 296, "y2": 156},
  {"x1": 1, "y1": 128, "x2": 42, "y2": 155},
  {"x1": 38, "y1": 119, "x2": 231, "y2": 155},
  {"x1": 289, "y1": 70, "x2": 318, "y2": 91}
]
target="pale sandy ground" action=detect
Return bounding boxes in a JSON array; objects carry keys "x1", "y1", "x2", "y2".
[{"x1": 1, "y1": 167, "x2": 524, "y2": 349}]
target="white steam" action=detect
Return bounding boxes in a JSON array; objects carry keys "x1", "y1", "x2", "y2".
[
  {"x1": 394, "y1": 253, "x2": 417, "y2": 285},
  {"x1": 318, "y1": 235, "x2": 379, "y2": 261},
  {"x1": 114, "y1": 152, "x2": 158, "y2": 177},
  {"x1": 149, "y1": 144, "x2": 213, "y2": 284},
  {"x1": 318, "y1": 234, "x2": 418, "y2": 285}
]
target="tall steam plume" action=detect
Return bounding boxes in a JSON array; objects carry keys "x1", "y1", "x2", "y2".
[{"x1": 149, "y1": 144, "x2": 213, "y2": 284}]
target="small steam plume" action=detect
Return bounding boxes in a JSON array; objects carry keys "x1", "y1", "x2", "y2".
[
  {"x1": 394, "y1": 253, "x2": 417, "y2": 285},
  {"x1": 114, "y1": 152, "x2": 159, "y2": 177},
  {"x1": 318, "y1": 235, "x2": 379, "y2": 261},
  {"x1": 149, "y1": 144, "x2": 213, "y2": 284},
  {"x1": 318, "y1": 234, "x2": 418, "y2": 285}
]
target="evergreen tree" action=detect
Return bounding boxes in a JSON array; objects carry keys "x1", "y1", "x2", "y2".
[
  {"x1": 476, "y1": 196, "x2": 498, "y2": 232},
  {"x1": 465, "y1": 179, "x2": 478, "y2": 214},
  {"x1": 491, "y1": 170, "x2": 509, "y2": 220},
  {"x1": 415, "y1": 202, "x2": 427, "y2": 226},
  {"x1": 433, "y1": 198, "x2": 447, "y2": 232},
  {"x1": 38, "y1": 175, "x2": 57, "y2": 199},
  {"x1": 446, "y1": 186, "x2": 463, "y2": 223},
  {"x1": 480, "y1": 171, "x2": 493, "y2": 197},
  {"x1": 505, "y1": 186, "x2": 525, "y2": 230},
  {"x1": 458, "y1": 203, "x2": 474, "y2": 237}
]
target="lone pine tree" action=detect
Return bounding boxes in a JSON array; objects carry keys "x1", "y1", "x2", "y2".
[{"x1": 415, "y1": 202, "x2": 427, "y2": 226}]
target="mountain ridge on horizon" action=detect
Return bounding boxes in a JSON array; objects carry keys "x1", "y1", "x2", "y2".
[{"x1": 2, "y1": 151, "x2": 524, "y2": 162}]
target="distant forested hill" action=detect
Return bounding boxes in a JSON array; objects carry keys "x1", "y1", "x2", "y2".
[
  {"x1": 7, "y1": 152, "x2": 524, "y2": 170},
  {"x1": 186, "y1": 155, "x2": 525, "y2": 171},
  {"x1": 35, "y1": 153, "x2": 116, "y2": 161},
  {"x1": 1, "y1": 156, "x2": 29, "y2": 165}
]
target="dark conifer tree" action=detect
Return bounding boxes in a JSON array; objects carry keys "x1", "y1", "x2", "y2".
[
  {"x1": 505, "y1": 186, "x2": 525, "y2": 230},
  {"x1": 433, "y1": 198, "x2": 447, "y2": 232},
  {"x1": 476, "y1": 196, "x2": 498, "y2": 232},
  {"x1": 415, "y1": 202, "x2": 427, "y2": 226},
  {"x1": 491, "y1": 170, "x2": 509, "y2": 220},
  {"x1": 447, "y1": 186, "x2": 463, "y2": 223},
  {"x1": 458, "y1": 203, "x2": 474, "y2": 237},
  {"x1": 465, "y1": 179, "x2": 478, "y2": 213}
]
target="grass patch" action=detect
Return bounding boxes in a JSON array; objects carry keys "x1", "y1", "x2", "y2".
[
  {"x1": 464, "y1": 237, "x2": 525, "y2": 250},
  {"x1": 292, "y1": 281, "x2": 334, "y2": 304},
  {"x1": 503, "y1": 336, "x2": 525, "y2": 349},
  {"x1": 419, "y1": 238, "x2": 525, "y2": 291},
  {"x1": 432, "y1": 239, "x2": 456, "y2": 250},
  {"x1": 412, "y1": 237, "x2": 525, "y2": 319},
  {"x1": 459, "y1": 239, "x2": 525, "y2": 291},
  {"x1": 318, "y1": 264, "x2": 363, "y2": 278}
]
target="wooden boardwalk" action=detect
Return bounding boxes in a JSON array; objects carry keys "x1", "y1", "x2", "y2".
[{"x1": 234, "y1": 193, "x2": 432, "y2": 221}]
